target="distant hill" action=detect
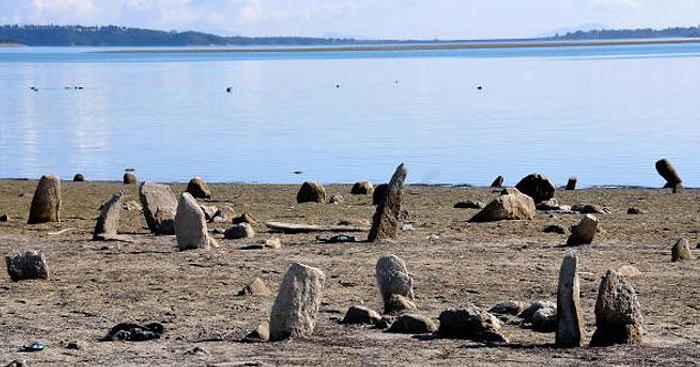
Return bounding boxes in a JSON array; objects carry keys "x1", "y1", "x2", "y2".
[
  {"x1": 549, "y1": 26, "x2": 700, "y2": 40},
  {"x1": 0, "y1": 24, "x2": 360, "y2": 47}
]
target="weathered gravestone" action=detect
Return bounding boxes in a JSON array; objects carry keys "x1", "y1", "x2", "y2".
[
  {"x1": 375, "y1": 254, "x2": 415, "y2": 314},
  {"x1": 27, "y1": 175, "x2": 61, "y2": 224},
  {"x1": 175, "y1": 192, "x2": 211, "y2": 251},
  {"x1": 93, "y1": 191, "x2": 125, "y2": 240},
  {"x1": 269, "y1": 263, "x2": 326, "y2": 341},
  {"x1": 368, "y1": 164, "x2": 407, "y2": 242},
  {"x1": 139, "y1": 182, "x2": 177, "y2": 235},
  {"x1": 590, "y1": 269, "x2": 643, "y2": 346},
  {"x1": 556, "y1": 251, "x2": 584, "y2": 348}
]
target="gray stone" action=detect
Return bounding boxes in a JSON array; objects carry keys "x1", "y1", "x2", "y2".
[
  {"x1": 351, "y1": 181, "x2": 374, "y2": 195},
  {"x1": 672, "y1": 238, "x2": 694, "y2": 262},
  {"x1": 243, "y1": 322, "x2": 270, "y2": 343},
  {"x1": 27, "y1": 175, "x2": 61, "y2": 224},
  {"x1": 237, "y1": 278, "x2": 271, "y2": 297},
  {"x1": 489, "y1": 300, "x2": 526, "y2": 316},
  {"x1": 139, "y1": 182, "x2": 177, "y2": 235},
  {"x1": 532, "y1": 307, "x2": 557, "y2": 332},
  {"x1": 232, "y1": 212, "x2": 257, "y2": 224},
  {"x1": 437, "y1": 303, "x2": 508, "y2": 343},
  {"x1": 93, "y1": 191, "x2": 125, "y2": 240},
  {"x1": 224, "y1": 223, "x2": 255, "y2": 239},
  {"x1": 590, "y1": 269, "x2": 643, "y2": 346},
  {"x1": 386, "y1": 314, "x2": 437, "y2": 334},
  {"x1": 519, "y1": 300, "x2": 556, "y2": 322},
  {"x1": 469, "y1": 188, "x2": 536, "y2": 222},
  {"x1": 490, "y1": 175, "x2": 504, "y2": 188},
  {"x1": 123, "y1": 172, "x2": 137, "y2": 184},
  {"x1": 341, "y1": 305, "x2": 382, "y2": 325},
  {"x1": 5, "y1": 250, "x2": 50, "y2": 282},
  {"x1": 186, "y1": 176, "x2": 212, "y2": 199},
  {"x1": 385, "y1": 294, "x2": 418, "y2": 315},
  {"x1": 566, "y1": 214, "x2": 599, "y2": 246},
  {"x1": 329, "y1": 194, "x2": 344, "y2": 204},
  {"x1": 655, "y1": 158, "x2": 683, "y2": 193},
  {"x1": 556, "y1": 251, "x2": 584, "y2": 347},
  {"x1": 175, "y1": 192, "x2": 210, "y2": 251},
  {"x1": 372, "y1": 184, "x2": 389, "y2": 205},
  {"x1": 296, "y1": 181, "x2": 327, "y2": 203},
  {"x1": 368, "y1": 164, "x2": 407, "y2": 242},
  {"x1": 515, "y1": 173, "x2": 556, "y2": 203},
  {"x1": 212, "y1": 206, "x2": 236, "y2": 223},
  {"x1": 269, "y1": 263, "x2": 326, "y2": 341},
  {"x1": 200, "y1": 205, "x2": 219, "y2": 221},
  {"x1": 375, "y1": 254, "x2": 414, "y2": 314},
  {"x1": 565, "y1": 177, "x2": 577, "y2": 190}
]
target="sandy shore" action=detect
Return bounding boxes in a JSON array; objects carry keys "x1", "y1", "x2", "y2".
[{"x1": 0, "y1": 179, "x2": 699, "y2": 366}]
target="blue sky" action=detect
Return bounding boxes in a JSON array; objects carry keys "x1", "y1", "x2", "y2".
[{"x1": 1, "y1": 0, "x2": 699, "y2": 39}]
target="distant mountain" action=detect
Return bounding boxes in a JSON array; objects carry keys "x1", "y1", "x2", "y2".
[
  {"x1": 548, "y1": 26, "x2": 700, "y2": 40},
  {"x1": 0, "y1": 24, "x2": 360, "y2": 47}
]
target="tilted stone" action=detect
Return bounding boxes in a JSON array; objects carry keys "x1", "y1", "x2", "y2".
[
  {"x1": 556, "y1": 251, "x2": 584, "y2": 347},
  {"x1": 93, "y1": 191, "x2": 125, "y2": 240},
  {"x1": 655, "y1": 158, "x2": 683, "y2": 193},
  {"x1": 566, "y1": 214, "x2": 599, "y2": 246},
  {"x1": 368, "y1": 163, "x2": 407, "y2": 242},
  {"x1": 139, "y1": 182, "x2": 177, "y2": 235},
  {"x1": 27, "y1": 175, "x2": 61, "y2": 224},
  {"x1": 269, "y1": 263, "x2": 326, "y2": 341},
  {"x1": 175, "y1": 192, "x2": 210, "y2": 251}
]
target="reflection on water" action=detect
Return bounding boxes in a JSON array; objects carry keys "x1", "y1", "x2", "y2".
[{"x1": 0, "y1": 43, "x2": 698, "y2": 187}]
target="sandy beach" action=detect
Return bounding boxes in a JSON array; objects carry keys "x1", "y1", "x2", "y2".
[{"x1": 0, "y1": 178, "x2": 699, "y2": 366}]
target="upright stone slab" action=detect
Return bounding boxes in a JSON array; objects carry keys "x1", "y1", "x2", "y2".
[
  {"x1": 655, "y1": 158, "x2": 683, "y2": 193},
  {"x1": 175, "y1": 192, "x2": 210, "y2": 251},
  {"x1": 376, "y1": 254, "x2": 415, "y2": 314},
  {"x1": 93, "y1": 191, "x2": 125, "y2": 240},
  {"x1": 565, "y1": 177, "x2": 577, "y2": 191},
  {"x1": 269, "y1": 263, "x2": 326, "y2": 341},
  {"x1": 5, "y1": 250, "x2": 50, "y2": 282},
  {"x1": 556, "y1": 251, "x2": 584, "y2": 348},
  {"x1": 186, "y1": 176, "x2": 212, "y2": 199},
  {"x1": 367, "y1": 164, "x2": 407, "y2": 242},
  {"x1": 490, "y1": 175, "x2": 504, "y2": 188},
  {"x1": 296, "y1": 181, "x2": 327, "y2": 203},
  {"x1": 515, "y1": 173, "x2": 556, "y2": 203},
  {"x1": 590, "y1": 269, "x2": 643, "y2": 346},
  {"x1": 27, "y1": 175, "x2": 61, "y2": 224},
  {"x1": 566, "y1": 214, "x2": 599, "y2": 246},
  {"x1": 139, "y1": 182, "x2": 177, "y2": 235},
  {"x1": 671, "y1": 238, "x2": 694, "y2": 262}
]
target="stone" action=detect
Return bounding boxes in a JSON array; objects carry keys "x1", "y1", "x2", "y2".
[
  {"x1": 386, "y1": 314, "x2": 437, "y2": 334},
  {"x1": 102, "y1": 322, "x2": 164, "y2": 341},
  {"x1": 27, "y1": 175, "x2": 61, "y2": 224},
  {"x1": 212, "y1": 206, "x2": 236, "y2": 223},
  {"x1": 566, "y1": 214, "x2": 599, "y2": 246},
  {"x1": 627, "y1": 207, "x2": 643, "y2": 215},
  {"x1": 200, "y1": 205, "x2": 219, "y2": 221},
  {"x1": 237, "y1": 278, "x2": 271, "y2": 296},
  {"x1": 372, "y1": 184, "x2": 389, "y2": 205},
  {"x1": 490, "y1": 175, "x2": 504, "y2": 188},
  {"x1": 296, "y1": 181, "x2": 327, "y2": 203},
  {"x1": 342, "y1": 305, "x2": 382, "y2": 325},
  {"x1": 671, "y1": 238, "x2": 694, "y2": 262},
  {"x1": 368, "y1": 164, "x2": 408, "y2": 242},
  {"x1": 73, "y1": 173, "x2": 85, "y2": 182},
  {"x1": 262, "y1": 238, "x2": 282, "y2": 249},
  {"x1": 655, "y1": 158, "x2": 683, "y2": 193},
  {"x1": 536, "y1": 198, "x2": 561, "y2": 211},
  {"x1": 5, "y1": 360, "x2": 27, "y2": 367},
  {"x1": 5, "y1": 250, "x2": 50, "y2": 282},
  {"x1": 93, "y1": 191, "x2": 125, "y2": 240},
  {"x1": 571, "y1": 203, "x2": 610, "y2": 214},
  {"x1": 329, "y1": 195, "x2": 344, "y2": 204},
  {"x1": 556, "y1": 251, "x2": 584, "y2": 347},
  {"x1": 232, "y1": 212, "x2": 257, "y2": 224},
  {"x1": 186, "y1": 176, "x2": 212, "y2": 199},
  {"x1": 515, "y1": 173, "x2": 556, "y2": 204},
  {"x1": 617, "y1": 265, "x2": 641, "y2": 278},
  {"x1": 351, "y1": 181, "x2": 374, "y2": 195},
  {"x1": 532, "y1": 306, "x2": 557, "y2": 332},
  {"x1": 543, "y1": 225, "x2": 566, "y2": 234},
  {"x1": 375, "y1": 254, "x2": 414, "y2": 314},
  {"x1": 453, "y1": 200, "x2": 483, "y2": 209},
  {"x1": 139, "y1": 182, "x2": 177, "y2": 235},
  {"x1": 175, "y1": 192, "x2": 210, "y2": 251},
  {"x1": 565, "y1": 177, "x2": 577, "y2": 190},
  {"x1": 437, "y1": 303, "x2": 508, "y2": 343},
  {"x1": 0, "y1": 214, "x2": 8, "y2": 222},
  {"x1": 469, "y1": 188, "x2": 536, "y2": 222},
  {"x1": 519, "y1": 300, "x2": 556, "y2": 322},
  {"x1": 385, "y1": 294, "x2": 418, "y2": 315},
  {"x1": 243, "y1": 322, "x2": 270, "y2": 342},
  {"x1": 123, "y1": 172, "x2": 137, "y2": 184},
  {"x1": 224, "y1": 223, "x2": 255, "y2": 239},
  {"x1": 590, "y1": 269, "x2": 643, "y2": 346},
  {"x1": 269, "y1": 263, "x2": 326, "y2": 341},
  {"x1": 489, "y1": 300, "x2": 526, "y2": 316}
]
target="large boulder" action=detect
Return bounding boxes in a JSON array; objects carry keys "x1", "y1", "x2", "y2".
[
  {"x1": 186, "y1": 176, "x2": 212, "y2": 199},
  {"x1": 376, "y1": 254, "x2": 415, "y2": 314},
  {"x1": 590, "y1": 269, "x2": 643, "y2": 346},
  {"x1": 5, "y1": 250, "x2": 50, "y2": 282},
  {"x1": 671, "y1": 238, "x2": 694, "y2": 262},
  {"x1": 139, "y1": 182, "x2": 177, "y2": 235},
  {"x1": 437, "y1": 303, "x2": 508, "y2": 343},
  {"x1": 556, "y1": 251, "x2": 584, "y2": 347},
  {"x1": 468, "y1": 188, "x2": 535, "y2": 222},
  {"x1": 296, "y1": 181, "x2": 327, "y2": 203},
  {"x1": 351, "y1": 181, "x2": 374, "y2": 195},
  {"x1": 27, "y1": 175, "x2": 61, "y2": 224},
  {"x1": 368, "y1": 164, "x2": 407, "y2": 242},
  {"x1": 515, "y1": 173, "x2": 556, "y2": 203},
  {"x1": 269, "y1": 263, "x2": 326, "y2": 341},
  {"x1": 566, "y1": 214, "x2": 599, "y2": 246},
  {"x1": 175, "y1": 192, "x2": 210, "y2": 251},
  {"x1": 655, "y1": 158, "x2": 683, "y2": 193},
  {"x1": 93, "y1": 191, "x2": 125, "y2": 240}
]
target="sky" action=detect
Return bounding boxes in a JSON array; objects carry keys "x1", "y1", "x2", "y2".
[{"x1": 1, "y1": 0, "x2": 699, "y2": 40}]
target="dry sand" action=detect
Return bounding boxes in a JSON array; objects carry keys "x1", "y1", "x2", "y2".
[{"x1": 0, "y1": 179, "x2": 699, "y2": 366}]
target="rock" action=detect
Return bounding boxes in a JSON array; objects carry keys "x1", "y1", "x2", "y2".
[
  {"x1": 243, "y1": 322, "x2": 270, "y2": 343},
  {"x1": 655, "y1": 158, "x2": 683, "y2": 193},
  {"x1": 571, "y1": 203, "x2": 610, "y2": 214},
  {"x1": 351, "y1": 181, "x2": 374, "y2": 195},
  {"x1": 329, "y1": 195, "x2": 344, "y2": 204},
  {"x1": 556, "y1": 251, "x2": 584, "y2": 347},
  {"x1": 590, "y1": 269, "x2": 643, "y2": 346},
  {"x1": 139, "y1": 182, "x2": 177, "y2": 235},
  {"x1": 489, "y1": 300, "x2": 526, "y2": 316},
  {"x1": 543, "y1": 225, "x2": 566, "y2": 234},
  {"x1": 671, "y1": 238, "x2": 694, "y2": 262},
  {"x1": 454, "y1": 200, "x2": 483, "y2": 209},
  {"x1": 469, "y1": 188, "x2": 536, "y2": 222},
  {"x1": 5, "y1": 250, "x2": 50, "y2": 282},
  {"x1": 187, "y1": 176, "x2": 212, "y2": 199},
  {"x1": 123, "y1": 172, "x2": 137, "y2": 184},
  {"x1": 372, "y1": 184, "x2": 389, "y2": 205},
  {"x1": 237, "y1": 278, "x2": 271, "y2": 296},
  {"x1": 102, "y1": 322, "x2": 164, "y2": 341},
  {"x1": 318, "y1": 234, "x2": 356, "y2": 243},
  {"x1": 514, "y1": 173, "x2": 555, "y2": 204},
  {"x1": 617, "y1": 265, "x2": 641, "y2": 278},
  {"x1": 342, "y1": 305, "x2": 382, "y2": 325},
  {"x1": 65, "y1": 340, "x2": 83, "y2": 350},
  {"x1": 93, "y1": 191, "x2": 125, "y2": 241},
  {"x1": 175, "y1": 192, "x2": 210, "y2": 251},
  {"x1": 27, "y1": 175, "x2": 61, "y2": 224},
  {"x1": 626, "y1": 207, "x2": 643, "y2": 215},
  {"x1": 490, "y1": 175, "x2": 504, "y2": 188},
  {"x1": 4, "y1": 360, "x2": 27, "y2": 367},
  {"x1": 184, "y1": 346, "x2": 208, "y2": 355},
  {"x1": 262, "y1": 238, "x2": 282, "y2": 249},
  {"x1": 386, "y1": 314, "x2": 437, "y2": 334},
  {"x1": 0, "y1": 214, "x2": 8, "y2": 222},
  {"x1": 519, "y1": 300, "x2": 556, "y2": 322},
  {"x1": 368, "y1": 164, "x2": 408, "y2": 242},
  {"x1": 565, "y1": 177, "x2": 577, "y2": 190},
  {"x1": 536, "y1": 198, "x2": 561, "y2": 211},
  {"x1": 296, "y1": 181, "x2": 327, "y2": 203},
  {"x1": 532, "y1": 306, "x2": 557, "y2": 332},
  {"x1": 200, "y1": 205, "x2": 219, "y2": 221},
  {"x1": 232, "y1": 212, "x2": 257, "y2": 224},
  {"x1": 211, "y1": 206, "x2": 236, "y2": 223},
  {"x1": 385, "y1": 294, "x2": 418, "y2": 315},
  {"x1": 123, "y1": 200, "x2": 142, "y2": 211},
  {"x1": 224, "y1": 223, "x2": 255, "y2": 239},
  {"x1": 269, "y1": 263, "x2": 326, "y2": 341},
  {"x1": 375, "y1": 254, "x2": 414, "y2": 314},
  {"x1": 437, "y1": 304, "x2": 508, "y2": 343},
  {"x1": 73, "y1": 173, "x2": 85, "y2": 182},
  {"x1": 566, "y1": 214, "x2": 599, "y2": 246},
  {"x1": 374, "y1": 315, "x2": 396, "y2": 330}
]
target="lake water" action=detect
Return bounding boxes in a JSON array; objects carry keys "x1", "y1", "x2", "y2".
[{"x1": 1, "y1": 42, "x2": 699, "y2": 187}]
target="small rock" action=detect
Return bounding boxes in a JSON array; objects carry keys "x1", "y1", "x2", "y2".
[
  {"x1": 376, "y1": 254, "x2": 415, "y2": 314},
  {"x1": 671, "y1": 238, "x2": 694, "y2": 262},
  {"x1": 73, "y1": 173, "x2": 85, "y2": 182},
  {"x1": 543, "y1": 224, "x2": 566, "y2": 234},
  {"x1": 565, "y1": 177, "x2": 577, "y2": 190},
  {"x1": 490, "y1": 175, "x2": 504, "y2": 188},
  {"x1": 185, "y1": 346, "x2": 208, "y2": 355},
  {"x1": 102, "y1": 322, "x2": 164, "y2": 342},
  {"x1": 65, "y1": 340, "x2": 83, "y2": 350},
  {"x1": 617, "y1": 265, "x2": 641, "y2": 278},
  {"x1": 489, "y1": 300, "x2": 526, "y2": 316},
  {"x1": 224, "y1": 223, "x2": 255, "y2": 239},
  {"x1": 341, "y1": 305, "x2": 382, "y2": 325},
  {"x1": 243, "y1": 322, "x2": 270, "y2": 343},
  {"x1": 0, "y1": 214, "x2": 8, "y2": 222},
  {"x1": 519, "y1": 300, "x2": 556, "y2": 322},
  {"x1": 532, "y1": 306, "x2": 557, "y2": 332},
  {"x1": 626, "y1": 207, "x2": 643, "y2": 215},
  {"x1": 263, "y1": 238, "x2": 282, "y2": 249},
  {"x1": 329, "y1": 195, "x2": 344, "y2": 204},
  {"x1": 386, "y1": 314, "x2": 437, "y2": 334},
  {"x1": 232, "y1": 212, "x2": 257, "y2": 225},
  {"x1": 655, "y1": 158, "x2": 683, "y2": 193},
  {"x1": 469, "y1": 188, "x2": 536, "y2": 222},
  {"x1": 4, "y1": 360, "x2": 27, "y2": 367},
  {"x1": 318, "y1": 235, "x2": 355, "y2": 243},
  {"x1": 139, "y1": 182, "x2": 177, "y2": 235},
  {"x1": 385, "y1": 294, "x2": 418, "y2": 315},
  {"x1": 212, "y1": 206, "x2": 236, "y2": 223},
  {"x1": 351, "y1": 181, "x2": 374, "y2": 195},
  {"x1": 296, "y1": 181, "x2": 327, "y2": 203},
  {"x1": 515, "y1": 173, "x2": 556, "y2": 204},
  {"x1": 373, "y1": 315, "x2": 396, "y2": 329},
  {"x1": 200, "y1": 205, "x2": 219, "y2": 221},
  {"x1": 566, "y1": 214, "x2": 599, "y2": 246},
  {"x1": 237, "y1": 278, "x2": 271, "y2": 297},
  {"x1": 437, "y1": 303, "x2": 508, "y2": 343},
  {"x1": 454, "y1": 200, "x2": 483, "y2": 209},
  {"x1": 186, "y1": 176, "x2": 212, "y2": 199}
]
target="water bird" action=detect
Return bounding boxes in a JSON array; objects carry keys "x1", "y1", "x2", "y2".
[
  {"x1": 335, "y1": 84, "x2": 340, "y2": 88},
  {"x1": 293, "y1": 171, "x2": 303, "y2": 175},
  {"x1": 226, "y1": 87, "x2": 233, "y2": 93},
  {"x1": 30, "y1": 86, "x2": 38, "y2": 92},
  {"x1": 477, "y1": 86, "x2": 483, "y2": 90}
]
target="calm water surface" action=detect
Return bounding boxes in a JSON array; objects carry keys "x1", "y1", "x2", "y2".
[{"x1": 1, "y1": 42, "x2": 699, "y2": 187}]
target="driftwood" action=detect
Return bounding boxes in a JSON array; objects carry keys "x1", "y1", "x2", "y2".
[{"x1": 265, "y1": 221, "x2": 370, "y2": 234}]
